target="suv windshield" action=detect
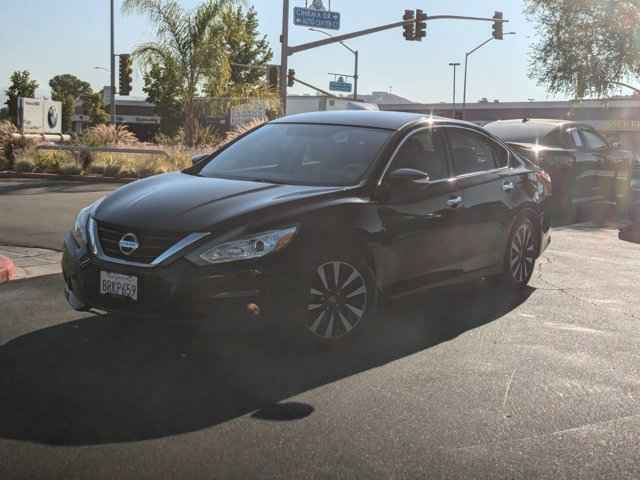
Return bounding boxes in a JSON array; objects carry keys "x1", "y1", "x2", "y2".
[{"x1": 198, "y1": 123, "x2": 392, "y2": 186}]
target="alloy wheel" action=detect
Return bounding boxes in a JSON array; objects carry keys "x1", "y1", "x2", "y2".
[
  {"x1": 307, "y1": 261, "x2": 368, "y2": 340},
  {"x1": 510, "y1": 220, "x2": 536, "y2": 284}
]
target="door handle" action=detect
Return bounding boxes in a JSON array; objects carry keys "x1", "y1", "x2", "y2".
[
  {"x1": 447, "y1": 196, "x2": 463, "y2": 208},
  {"x1": 502, "y1": 181, "x2": 515, "y2": 192}
]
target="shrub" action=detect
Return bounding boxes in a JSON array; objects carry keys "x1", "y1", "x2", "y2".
[
  {"x1": 192, "y1": 124, "x2": 222, "y2": 148},
  {"x1": 223, "y1": 117, "x2": 268, "y2": 146},
  {"x1": 88, "y1": 164, "x2": 105, "y2": 175},
  {"x1": 0, "y1": 121, "x2": 18, "y2": 169},
  {"x1": 82, "y1": 124, "x2": 138, "y2": 146},
  {"x1": 61, "y1": 165, "x2": 82, "y2": 176},
  {"x1": 154, "y1": 130, "x2": 185, "y2": 146},
  {"x1": 15, "y1": 160, "x2": 34, "y2": 172},
  {"x1": 119, "y1": 169, "x2": 136, "y2": 179},
  {"x1": 45, "y1": 157, "x2": 62, "y2": 174},
  {"x1": 136, "y1": 167, "x2": 160, "y2": 178},
  {"x1": 79, "y1": 149, "x2": 96, "y2": 171},
  {"x1": 103, "y1": 164, "x2": 121, "y2": 177}
]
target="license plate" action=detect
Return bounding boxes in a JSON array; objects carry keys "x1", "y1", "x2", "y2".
[{"x1": 100, "y1": 271, "x2": 139, "y2": 301}]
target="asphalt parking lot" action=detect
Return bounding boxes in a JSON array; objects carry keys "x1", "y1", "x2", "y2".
[{"x1": 2, "y1": 179, "x2": 640, "y2": 479}]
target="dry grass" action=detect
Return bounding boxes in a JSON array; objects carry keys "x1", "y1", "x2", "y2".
[
  {"x1": 222, "y1": 117, "x2": 268, "y2": 146},
  {"x1": 82, "y1": 124, "x2": 139, "y2": 146}
]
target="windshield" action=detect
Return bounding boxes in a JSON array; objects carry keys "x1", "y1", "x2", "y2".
[{"x1": 198, "y1": 124, "x2": 392, "y2": 186}]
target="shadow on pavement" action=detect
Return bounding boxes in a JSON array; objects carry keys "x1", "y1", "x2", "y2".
[{"x1": 0, "y1": 282, "x2": 533, "y2": 446}]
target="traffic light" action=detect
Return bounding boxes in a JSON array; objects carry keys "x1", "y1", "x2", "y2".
[
  {"x1": 119, "y1": 54, "x2": 133, "y2": 96},
  {"x1": 415, "y1": 9, "x2": 427, "y2": 41},
  {"x1": 492, "y1": 11, "x2": 504, "y2": 40},
  {"x1": 287, "y1": 69, "x2": 295, "y2": 87},
  {"x1": 403, "y1": 10, "x2": 415, "y2": 41},
  {"x1": 267, "y1": 65, "x2": 279, "y2": 90}
]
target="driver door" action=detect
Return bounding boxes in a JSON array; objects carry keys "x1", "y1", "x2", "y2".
[{"x1": 377, "y1": 127, "x2": 462, "y2": 294}]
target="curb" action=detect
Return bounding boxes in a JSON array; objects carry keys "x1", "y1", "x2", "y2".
[
  {"x1": 0, "y1": 171, "x2": 134, "y2": 184},
  {"x1": 0, "y1": 256, "x2": 17, "y2": 284}
]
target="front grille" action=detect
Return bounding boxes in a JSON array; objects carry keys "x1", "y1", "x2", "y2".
[{"x1": 96, "y1": 221, "x2": 185, "y2": 264}]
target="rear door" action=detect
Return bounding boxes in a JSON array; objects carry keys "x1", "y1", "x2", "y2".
[
  {"x1": 578, "y1": 127, "x2": 615, "y2": 209},
  {"x1": 443, "y1": 126, "x2": 516, "y2": 273},
  {"x1": 566, "y1": 126, "x2": 603, "y2": 209}
]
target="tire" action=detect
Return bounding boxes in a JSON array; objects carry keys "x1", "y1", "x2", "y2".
[
  {"x1": 287, "y1": 254, "x2": 377, "y2": 345},
  {"x1": 498, "y1": 215, "x2": 538, "y2": 289}
]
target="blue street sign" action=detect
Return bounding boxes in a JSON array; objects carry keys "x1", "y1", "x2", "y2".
[
  {"x1": 330, "y1": 81, "x2": 352, "y2": 93},
  {"x1": 293, "y1": 7, "x2": 341, "y2": 30}
]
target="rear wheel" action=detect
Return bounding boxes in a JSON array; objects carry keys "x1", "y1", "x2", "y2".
[{"x1": 500, "y1": 216, "x2": 537, "y2": 288}]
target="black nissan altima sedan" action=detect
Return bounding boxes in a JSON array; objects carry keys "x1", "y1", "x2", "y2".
[{"x1": 62, "y1": 111, "x2": 551, "y2": 343}]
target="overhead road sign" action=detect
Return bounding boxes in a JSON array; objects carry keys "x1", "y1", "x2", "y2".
[
  {"x1": 294, "y1": 7, "x2": 340, "y2": 30},
  {"x1": 330, "y1": 78, "x2": 352, "y2": 93}
]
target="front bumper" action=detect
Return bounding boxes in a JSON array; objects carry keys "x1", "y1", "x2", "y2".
[{"x1": 61, "y1": 232, "x2": 305, "y2": 318}]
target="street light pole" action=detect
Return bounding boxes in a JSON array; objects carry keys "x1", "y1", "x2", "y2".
[
  {"x1": 110, "y1": 0, "x2": 116, "y2": 124},
  {"x1": 309, "y1": 28, "x2": 359, "y2": 100},
  {"x1": 462, "y1": 32, "x2": 515, "y2": 119},
  {"x1": 449, "y1": 62, "x2": 461, "y2": 117}
]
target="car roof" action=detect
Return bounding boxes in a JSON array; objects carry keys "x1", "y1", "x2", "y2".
[
  {"x1": 271, "y1": 110, "x2": 473, "y2": 131},
  {"x1": 484, "y1": 118, "x2": 579, "y2": 142}
]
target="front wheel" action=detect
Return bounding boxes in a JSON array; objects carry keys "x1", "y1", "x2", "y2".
[
  {"x1": 499, "y1": 216, "x2": 538, "y2": 288},
  {"x1": 302, "y1": 257, "x2": 376, "y2": 343}
]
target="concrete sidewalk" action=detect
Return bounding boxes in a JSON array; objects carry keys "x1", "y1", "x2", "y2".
[{"x1": 0, "y1": 245, "x2": 62, "y2": 281}]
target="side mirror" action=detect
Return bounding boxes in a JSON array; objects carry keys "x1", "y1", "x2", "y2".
[
  {"x1": 192, "y1": 153, "x2": 209, "y2": 166},
  {"x1": 387, "y1": 168, "x2": 430, "y2": 185}
]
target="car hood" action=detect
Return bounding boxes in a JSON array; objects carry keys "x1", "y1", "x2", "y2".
[{"x1": 94, "y1": 172, "x2": 344, "y2": 232}]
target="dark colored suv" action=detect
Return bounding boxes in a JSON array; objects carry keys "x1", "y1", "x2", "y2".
[{"x1": 63, "y1": 111, "x2": 551, "y2": 343}]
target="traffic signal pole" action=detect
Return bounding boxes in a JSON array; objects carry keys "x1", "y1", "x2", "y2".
[
  {"x1": 110, "y1": 0, "x2": 116, "y2": 124},
  {"x1": 279, "y1": 0, "x2": 290, "y2": 115},
  {"x1": 279, "y1": 2, "x2": 507, "y2": 115}
]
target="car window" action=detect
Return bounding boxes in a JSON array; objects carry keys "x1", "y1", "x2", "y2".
[
  {"x1": 567, "y1": 128, "x2": 584, "y2": 148},
  {"x1": 390, "y1": 128, "x2": 448, "y2": 181},
  {"x1": 493, "y1": 143, "x2": 509, "y2": 168},
  {"x1": 198, "y1": 124, "x2": 392, "y2": 186},
  {"x1": 447, "y1": 128, "x2": 499, "y2": 175},
  {"x1": 544, "y1": 129, "x2": 567, "y2": 148},
  {"x1": 580, "y1": 128, "x2": 608, "y2": 151}
]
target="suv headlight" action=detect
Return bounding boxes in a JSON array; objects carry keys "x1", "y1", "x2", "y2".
[
  {"x1": 197, "y1": 226, "x2": 298, "y2": 265},
  {"x1": 71, "y1": 197, "x2": 104, "y2": 249}
]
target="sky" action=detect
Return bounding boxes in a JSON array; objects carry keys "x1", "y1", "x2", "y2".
[{"x1": 0, "y1": 0, "x2": 560, "y2": 104}]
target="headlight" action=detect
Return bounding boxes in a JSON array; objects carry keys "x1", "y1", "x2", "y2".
[
  {"x1": 71, "y1": 197, "x2": 104, "y2": 249},
  {"x1": 198, "y1": 226, "x2": 298, "y2": 265}
]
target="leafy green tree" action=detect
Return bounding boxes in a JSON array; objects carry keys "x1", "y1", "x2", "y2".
[
  {"x1": 526, "y1": 0, "x2": 640, "y2": 98},
  {"x1": 143, "y1": 60, "x2": 183, "y2": 136},
  {"x1": 4, "y1": 71, "x2": 39, "y2": 125},
  {"x1": 206, "y1": 6, "x2": 273, "y2": 98},
  {"x1": 82, "y1": 92, "x2": 110, "y2": 126},
  {"x1": 123, "y1": 0, "x2": 238, "y2": 146},
  {"x1": 49, "y1": 74, "x2": 92, "y2": 132}
]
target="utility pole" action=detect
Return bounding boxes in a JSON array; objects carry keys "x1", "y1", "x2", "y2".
[
  {"x1": 279, "y1": 0, "x2": 290, "y2": 116},
  {"x1": 110, "y1": 0, "x2": 116, "y2": 124},
  {"x1": 449, "y1": 62, "x2": 460, "y2": 118}
]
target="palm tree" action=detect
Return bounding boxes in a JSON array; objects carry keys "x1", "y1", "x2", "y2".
[{"x1": 123, "y1": 0, "x2": 240, "y2": 146}]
